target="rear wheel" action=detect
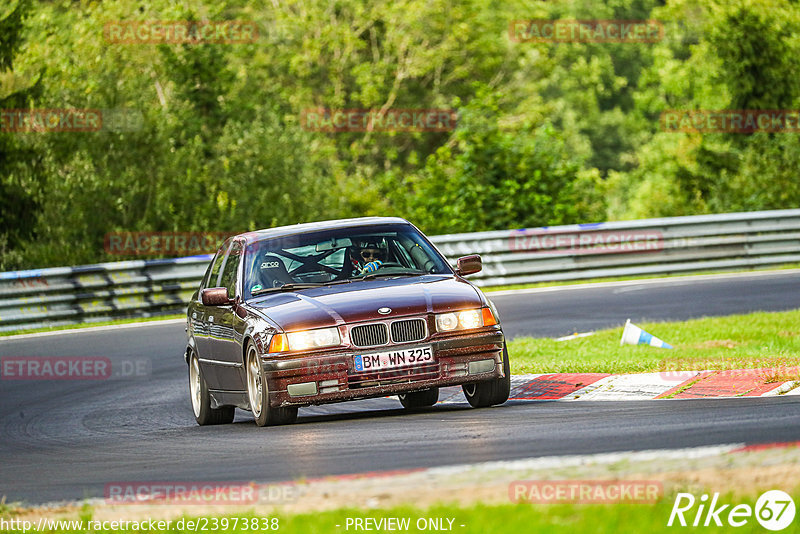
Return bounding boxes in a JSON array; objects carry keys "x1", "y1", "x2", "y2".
[
  {"x1": 462, "y1": 344, "x2": 511, "y2": 408},
  {"x1": 246, "y1": 343, "x2": 298, "y2": 426},
  {"x1": 188, "y1": 350, "x2": 235, "y2": 425},
  {"x1": 398, "y1": 388, "x2": 439, "y2": 409}
]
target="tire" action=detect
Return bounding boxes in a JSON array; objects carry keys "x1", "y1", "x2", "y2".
[
  {"x1": 246, "y1": 343, "x2": 298, "y2": 427},
  {"x1": 188, "y1": 350, "x2": 235, "y2": 425},
  {"x1": 462, "y1": 344, "x2": 511, "y2": 408},
  {"x1": 398, "y1": 388, "x2": 439, "y2": 409}
]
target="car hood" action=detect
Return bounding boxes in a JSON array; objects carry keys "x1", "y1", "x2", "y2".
[{"x1": 246, "y1": 275, "x2": 484, "y2": 331}]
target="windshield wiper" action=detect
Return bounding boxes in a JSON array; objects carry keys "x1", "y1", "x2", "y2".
[
  {"x1": 322, "y1": 279, "x2": 354, "y2": 285},
  {"x1": 360, "y1": 270, "x2": 426, "y2": 281},
  {"x1": 251, "y1": 283, "x2": 325, "y2": 296}
]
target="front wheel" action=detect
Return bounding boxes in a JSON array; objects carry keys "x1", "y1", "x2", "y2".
[
  {"x1": 188, "y1": 350, "x2": 235, "y2": 425},
  {"x1": 399, "y1": 388, "x2": 439, "y2": 409},
  {"x1": 462, "y1": 344, "x2": 511, "y2": 408},
  {"x1": 246, "y1": 343, "x2": 298, "y2": 427}
]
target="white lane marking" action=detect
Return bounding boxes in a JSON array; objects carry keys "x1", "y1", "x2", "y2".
[
  {"x1": 437, "y1": 374, "x2": 547, "y2": 405},
  {"x1": 563, "y1": 372, "x2": 702, "y2": 401},
  {"x1": 426, "y1": 444, "x2": 744, "y2": 477},
  {"x1": 509, "y1": 374, "x2": 547, "y2": 387},
  {"x1": 486, "y1": 268, "x2": 800, "y2": 297},
  {"x1": 782, "y1": 383, "x2": 800, "y2": 395},
  {"x1": 0, "y1": 318, "x2": 185, "y2": 341},
  {"x1": 761, "y1": 381, "x2": 800, "y2": 396},
  {"x1": 557, "y1": 374, "x2": 617, "y2": 399},
  {"x1": 506, "y1": 373, "x2": 548, "y2": 401},
  {"x1": 612, "y1": 285, "x2": 650, "y2": 294},
  {"x1": 554, "y1": 332, "x2": 595, "y2": 341},
  {"x1": 436, "y1": 385, "x2": 466, "y2": 405}
]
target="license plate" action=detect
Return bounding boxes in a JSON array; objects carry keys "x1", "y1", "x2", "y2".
[{"x1": 354, "y1": 346, "x2": 434, "y2": 372}]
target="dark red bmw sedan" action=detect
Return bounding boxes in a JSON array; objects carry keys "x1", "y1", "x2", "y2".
[{"x1": 185, "y1": 217, "x2": 509, "y2": 426}]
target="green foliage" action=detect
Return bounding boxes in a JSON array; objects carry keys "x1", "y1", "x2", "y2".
[
  {"x1": 0, "y1": 0, "x2": 43, "y2": 268},
  {"x1": 709, "y1": 0, "x2": 800, "y2": 111},
  {"x1": 1, "y1": 0, "x2": 800, "y2": 269},
  {"x1": 8, "y1": 494, "x2": 800, "y2": 534},
  {"x1": 406, "y1": 90, "x2": 598, "y2": 234},
  {"x1": 609, "y1": 0, "x2": 800, "y2": 220},
  {"x1": 0, "y1": 0, "x2": 28, "y2": 70},
  {"x1": 509, "y1": 308, "x2": 800, "y2": 375},
  {"x1": 711, "y1": 133, "x2": 800, "y2": 213}
]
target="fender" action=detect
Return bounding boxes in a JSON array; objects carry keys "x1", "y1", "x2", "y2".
[
  {"x1": 241, "y1": 309, "x2": 280, "y2": 360},
  {"x1": 185, "y1": 326, "x2": 197, "y2": 364}
]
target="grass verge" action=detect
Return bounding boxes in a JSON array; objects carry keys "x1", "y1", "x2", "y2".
[
  {"x1": 0, "y1": 314, "x2": 184, "y2": 337},
  {"x1": 4, "y1": 495, "x2": 800, "y2": 533},
  {"x1": 508, "y1": 309, "x2": 800, "y2": 375}
]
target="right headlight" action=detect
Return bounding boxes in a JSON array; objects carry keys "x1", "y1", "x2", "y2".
[{"x1": 435, "y1": 307, "x2": 496, "y2": 332}]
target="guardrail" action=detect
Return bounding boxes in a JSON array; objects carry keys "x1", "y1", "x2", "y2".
[
  {"x1": 1, "y1": 209, "x2": 799, "y2": 332},
  {"x1": 434, "y1": 209, "x2": 800, "y2": 286},
  {"x1": 0, "y1": 257, "x2": 212, "y2": 332}
]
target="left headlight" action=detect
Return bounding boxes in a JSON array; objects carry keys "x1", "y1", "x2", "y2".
[
  {"x1": 281, "y1": 327, "x2": 341, "y2": 352},
  {"x1": 435, "y1": 307, "x2": 496, "y2": 332}
]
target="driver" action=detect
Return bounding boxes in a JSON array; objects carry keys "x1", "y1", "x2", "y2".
[{"x1": 350, "y1": 239, "x2": 387, "y2": 276}]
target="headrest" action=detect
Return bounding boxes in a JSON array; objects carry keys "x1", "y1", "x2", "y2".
[
  {"x1": 259, "y1": 255, "x2": 287, "y2": 271},
  {"x1": 357, "y1": 238, "x2": 386, "y2": 249}
]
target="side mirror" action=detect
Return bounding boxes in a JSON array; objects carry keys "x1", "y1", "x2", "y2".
[
  {"x1": 201, "y1": 287, "x2": 231, "y2": 306},
  {"x1": 456, "y1": 255, "x2": 482, "y2": 276}
]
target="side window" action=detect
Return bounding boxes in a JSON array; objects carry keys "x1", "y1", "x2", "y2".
[
  {"x1": 204, "y1": 239, "x2": 232, "y2": 289},
  {"x1": 219, "y1": 240, "x2": 243, "y2": 297}
]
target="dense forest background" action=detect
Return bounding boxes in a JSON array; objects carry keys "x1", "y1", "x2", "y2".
[{"x1": 1, "y1": 0, "x2": 799, "y2": 269}]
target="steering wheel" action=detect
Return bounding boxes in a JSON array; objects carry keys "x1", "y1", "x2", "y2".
[
  {"x1": 373, "y1": 262, "x2": 404, "y2": 269},
  {"x1": 359, "y1": 261, "x2": 404, "y2": 276}
]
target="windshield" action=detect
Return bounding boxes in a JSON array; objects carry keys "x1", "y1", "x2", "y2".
[{"x1": 242, "y1": 223, "x2": 451, "y2": 299}]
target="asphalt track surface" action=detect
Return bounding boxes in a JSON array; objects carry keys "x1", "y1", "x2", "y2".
[{"x1": 1, "y1": 270, "x2": 799, "y2": 504}]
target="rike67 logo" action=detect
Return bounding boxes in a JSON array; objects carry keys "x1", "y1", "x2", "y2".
[{"x1": 668, "y1": 490, "x2": 796, "y2": 531}]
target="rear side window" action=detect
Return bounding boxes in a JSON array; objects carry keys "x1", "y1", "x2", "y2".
[
  {"x1": 204, "y1": 238, "x2": 232, "y2": 289},
  {"x1": 219, "y1": 240, "x2": 243, "y2": 297}
]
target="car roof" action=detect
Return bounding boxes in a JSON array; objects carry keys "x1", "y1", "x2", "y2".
[{"x1": 236, "y1": 217, "x2": 413, "y2": 245}]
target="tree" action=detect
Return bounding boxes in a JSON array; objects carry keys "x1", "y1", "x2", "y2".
[
  {"x1": 0, "y1": 0, "x2": 43, "y2": 269},
  {"x1": 407, "y1": 90, "x2": 601, "y2": 234}
]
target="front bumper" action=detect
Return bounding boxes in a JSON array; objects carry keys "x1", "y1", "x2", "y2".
[{"x1": 262, "y1": 327, "x2": 505, "y2": 407}]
